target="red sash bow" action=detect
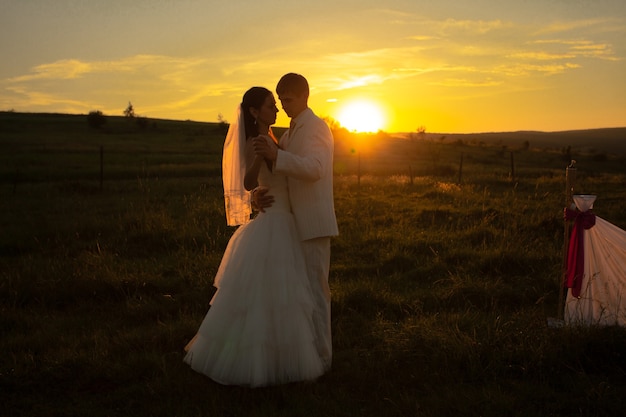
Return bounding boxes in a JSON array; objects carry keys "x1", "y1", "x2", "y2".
[{"x1": 564, "y1": 208, "x2": 596, "y2": 297}]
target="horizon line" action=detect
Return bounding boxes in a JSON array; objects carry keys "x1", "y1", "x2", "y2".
[{"x1": 1, "y1": 110, "x2": 625, "y2": 136}]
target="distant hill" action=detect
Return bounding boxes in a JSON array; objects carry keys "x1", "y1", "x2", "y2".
[
  {"x1": 2, "y1": 111, "x2": 624, "y2": 155},
  {"x1": 422, "y1": 128, "x2": 626, "y2": 155}
]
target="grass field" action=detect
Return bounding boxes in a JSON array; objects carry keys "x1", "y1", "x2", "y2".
[{"x1": 1, "y1": 111, "x2": 626, "y2": 416}]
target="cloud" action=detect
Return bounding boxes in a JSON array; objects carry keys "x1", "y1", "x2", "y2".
[
  {"x1": 440, "y1": 18, "x2": 513, "y2": 35},
  {"x1": 535, "y1": 18, "x2": 622, "y2": 35},
  {"x1": 522, "y1": 39, "x2": 619, "y2": 61},
  {"x1": 492, "y1": 62, "x2": 581, "y2": 77},
  {"x1": 4, "y1": 85, "x2": 92, "y2": 109},
  {"x1": 391, "y1": 16, "x2": 622, "y2": 83},
  {"x1": 9, "y1": 59, "x2": 93, "y2": 82},
  {"x1": 1, "y1": 54, "x2": 235, "y2": 117},
  {"x1": 147, "y1": 82, "x2": 241, "y2": 114},
  {"x1": 508, "y1": 51, "x2": 577, "y2": 61},
  {"x1": 407, "y1": 35, "x2": 440, "y2": 41},
  {"x1": 7, "y1": 55, "x2": 210, "y2": 83},
  {"x1": 430, "y1": 78, "x2": 502, "y2": 88},
  {"x1": 334, "y1": 75, "x2": 386, "y2": 90}
]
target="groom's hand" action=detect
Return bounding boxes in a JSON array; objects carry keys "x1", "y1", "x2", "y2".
[
  {"x1": 252, "y1": 136, "x2": 277, "y2": 162},
  {"x1": 251, "y1": 186, "x2": 274, "y2": 213}
]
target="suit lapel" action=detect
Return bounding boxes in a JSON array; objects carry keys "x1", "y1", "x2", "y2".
[
  {"x1": 282, "y1": 109, "x2": 311, "y2": 149},
  {"x1": 282, "y1": 121, "x2": 299, "y2": 149}
]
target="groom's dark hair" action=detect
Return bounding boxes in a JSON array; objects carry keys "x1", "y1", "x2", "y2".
[{"x1": 276, "y1": 73, "x2": 309, "y2": 98}]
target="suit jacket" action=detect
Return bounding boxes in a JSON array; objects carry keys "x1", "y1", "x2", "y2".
[{"x1": 275, "y1": 108, "x2": 339, "y2": 241}]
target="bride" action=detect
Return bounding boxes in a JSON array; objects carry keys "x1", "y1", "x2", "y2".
[{"x1": 183, "y1": 87, "x2": 325, "y2": 387}]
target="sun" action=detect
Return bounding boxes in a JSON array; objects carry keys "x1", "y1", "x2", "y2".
[{"x1": 336, "y1": 100, "x2": 385, "y2": 133}]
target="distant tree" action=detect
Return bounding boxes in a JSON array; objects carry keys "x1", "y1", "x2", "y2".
[
  {"x1": 87, "y1": 110, "x2": 106, "y2": 129},
  {"x1": 410, "y1": 125, "x2": 427, "y2": 141},
  {"x1": 123, "y1": 101, "x2": 135, "y2": 118},
  {"x1": 322, "y1": 116, "x2": 341, "y2": 132},
  {"x1": 323, "y1": 116, "x2": 351, "y2": 138},
  {"x1": 217, "y1": 113, "x2": 229, "y2": 134}
]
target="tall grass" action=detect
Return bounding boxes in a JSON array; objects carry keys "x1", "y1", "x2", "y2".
[{"x1": 2, "y1": 112, "x2": 626, "y2": 416}]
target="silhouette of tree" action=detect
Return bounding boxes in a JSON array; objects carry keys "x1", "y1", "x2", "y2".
[
  {"x1": 410, "y1": 125, "x2": 427, "y2": 141},
  {"x1": 217, "y1": 113, "x2": 229, "y2": 134},
  {"x1": 87, "y1": 110, "x2": 106, "y2": 129},
  {"x1": 123, "y1": 102, "x2": 135, "y2": 118}
]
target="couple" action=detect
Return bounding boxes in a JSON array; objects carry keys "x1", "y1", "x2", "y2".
[{"x1": 184, "y1": 73, "x2": 338, "y2": 387}]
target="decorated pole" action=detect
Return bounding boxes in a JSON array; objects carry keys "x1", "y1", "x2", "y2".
[{"x1": 558, "y1": 160, "x2": 576, "y2": 319}]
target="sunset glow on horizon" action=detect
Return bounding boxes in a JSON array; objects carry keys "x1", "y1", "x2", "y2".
[
  {"x1": 1, "y1": 0, "x2": 625, "y2": 134},
  {"x1": 336, "y1": 100, "x2": 386, "y2": 133}
]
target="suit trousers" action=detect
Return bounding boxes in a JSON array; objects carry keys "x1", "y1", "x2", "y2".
[{"x1": 301, "y1": 236, "x2": 332, "y2": 370}]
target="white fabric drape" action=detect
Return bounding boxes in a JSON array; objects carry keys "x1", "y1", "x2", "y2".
[{"x1": 564, "y1": 196, "x2": 626, "y2": 326}]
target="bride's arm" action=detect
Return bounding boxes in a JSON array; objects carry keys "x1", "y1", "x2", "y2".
[{"x1": 243, "y1": 137, "x2": 265, "y2": 191}]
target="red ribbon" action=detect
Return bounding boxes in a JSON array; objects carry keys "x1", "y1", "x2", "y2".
[{"x1": 564, "y1": 208, "x2": 596, "y2": 297}]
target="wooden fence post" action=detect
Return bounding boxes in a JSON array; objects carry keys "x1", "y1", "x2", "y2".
[
  {"x1": 510, "y1": 151, "x2": 515, "y2": 183},
  {"x1": 100, "y1": 145, "x2": 104, "y2": 191},
  {"x1": 357, "y1": 152, "x2": 361, "y2": 189},
  {"x1": 458, "y1": 153, "x2": 464, "y2": 184}
]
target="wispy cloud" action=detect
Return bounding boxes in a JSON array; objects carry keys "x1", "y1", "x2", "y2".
[
  {"x1": 508, "y1": 51, "x2": 577, "y2": 61},
  {"x1": 407, "y1": 35, "x2": 440, "y2": 41},
  {"x1": 4, "y1": 85, "x2": 93, "y2": 108},
  {"x1": 535, "y1": 18, "x2": 623, "y2": 35},
  {"x1": 2, "y1": 54, "x2": 233, "y2": 116},
  {"x1": 7, "y1": 55, "x2": 210, "y2": 83},
  {"x1": 430, "y1": 78, "x2": 502, "y2": 88},
  {"x1": 393, "y1": 15, "x2": 622, "y2": 83},
  {"x1": 9, "y1": 59, "x2": 93, "y2": 82},
  {"x1": 528, "y1": 39, "x2": 620, "y2": 61},
  {"x1": 440, "y1": 18, "x2": 513, "y2": 35},
  {"x1": 334, "y1": 75, "x2": 386, "y2": 90},
  {"x1": 492, "y1": 62, "x2": 581, "y2": 77}
]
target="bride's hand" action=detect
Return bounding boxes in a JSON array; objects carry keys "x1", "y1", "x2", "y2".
[
  {"x1": 251, "y1": 186, "x2": 274, "y2": 213},
  {"x1": 252, "y1": 135, "x2": 278, "y2": 162}
]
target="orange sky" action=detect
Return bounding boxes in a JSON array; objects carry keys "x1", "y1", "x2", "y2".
[{"x1": 1, "y1": 0, "x2": 625, "y2": 133}]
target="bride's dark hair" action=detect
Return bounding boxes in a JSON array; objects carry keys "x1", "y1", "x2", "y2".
[{"x1": 241, "y1": 86, "x2": 272, "y2": 139}]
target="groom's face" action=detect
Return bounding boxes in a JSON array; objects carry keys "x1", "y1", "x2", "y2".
[{"x1": 278, "y1": 92, "x2": 307, "y2": 119}]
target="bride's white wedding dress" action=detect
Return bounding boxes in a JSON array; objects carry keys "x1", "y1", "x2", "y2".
[{"x1": 184, "y1": 162, "x2": 324, "y2": 387}]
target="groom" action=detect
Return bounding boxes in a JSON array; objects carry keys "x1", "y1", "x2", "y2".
[{"x1": 252, "y1": 73, "x2": 338, "y2": 371}]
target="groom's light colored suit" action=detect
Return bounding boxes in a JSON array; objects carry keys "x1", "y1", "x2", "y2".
[
  {"x1": 274, "y1": 107, "x2": 338, "y2": 369},
  {"x1": 275, "y1": 108, "x2": 338, "y2": 240}
]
